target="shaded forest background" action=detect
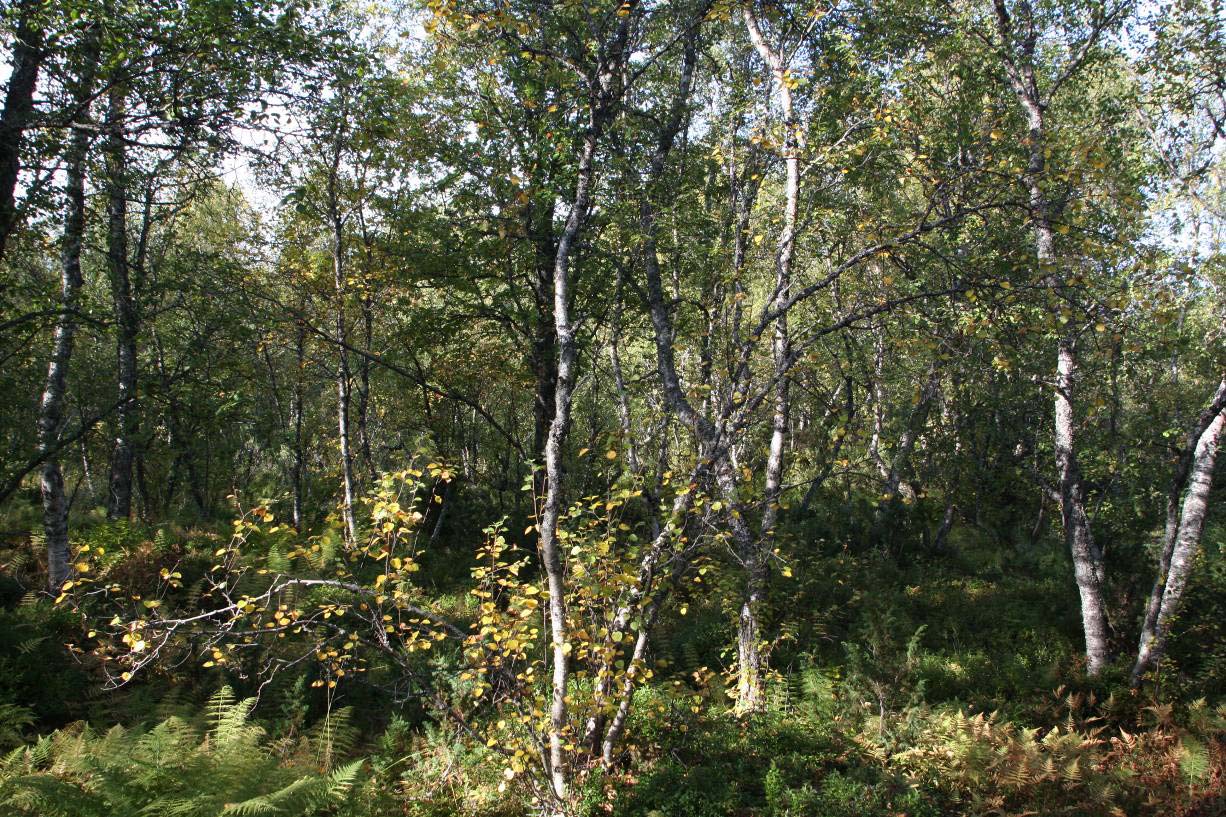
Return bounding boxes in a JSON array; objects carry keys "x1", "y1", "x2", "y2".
[{"x1": 0, "y1": 0, "x2": 1224, "y2": 814}]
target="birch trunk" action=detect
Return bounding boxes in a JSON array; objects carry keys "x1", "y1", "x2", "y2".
[
  {"x1": 332, "y1": 212, "x2": 358, "y2": 545},
  {"x1": 582, "y1": 32, "x2": 699, "y2": 760},
  {"x1": 1131, "y1": 410, "x2": 1224, "y2": 682},
  {"x1": 1132, "y1": 378, "x2": 1226, "y2": 684},
  {"x1": 40, "y1": 34, "x2": 99, "y2": 592},
  {"x1": 536, "y1": 13, "x2": 634, "y2": 798},
  {"x1": 738, "y1": 2, "x2": 803, "y2": 713},
  {"x1": 1055, "y1": 339, "x2": 1111, "y2": 675},
  {"x1": 991, "y1": 0, "x2": 1111, "y2": 675}
]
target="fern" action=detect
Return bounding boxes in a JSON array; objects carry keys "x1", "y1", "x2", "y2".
[
  {"x1": 307, "y1": 706, "x2": 358, "y2": 772},
  {"x1": 0, "y1": 700, "x2": 370, "y2": 817}
]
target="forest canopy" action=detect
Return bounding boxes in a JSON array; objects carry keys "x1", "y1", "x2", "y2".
[{"x1": 0, "y1": 0, "x2": 1224, "y2": 815}]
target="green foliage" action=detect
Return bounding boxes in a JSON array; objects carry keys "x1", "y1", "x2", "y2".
[{"x1": 0, "y1": 687, "x2": 363, "y2": 817}]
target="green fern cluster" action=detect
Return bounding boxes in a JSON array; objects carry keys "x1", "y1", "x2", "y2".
[{"x1": 0, "y1": 687, "x2": 362, "y2": 817}]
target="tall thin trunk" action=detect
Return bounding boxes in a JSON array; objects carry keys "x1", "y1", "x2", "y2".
[
  {"x1": 992, "y1": 0, "x2": 1110, "y2": 675},
  {"x1": 0, "y1": 0, "x2": 45, "y2": 259},
  {"x1": 40, "y1": 32, "x2": 99, "y2": 593},
  {"x1": 739, "y1": 2, "x2": 803, "y2": 713},
  {"x1": 357, "y1": 286, "x2": 375, "y2": 478},
  {"x1": 933, "y1": 501, "x2": 957, "y2": 554},
  {"x1": 151, "y1": 325, "x2": 206, "y2": 516},
  {"x1": 869, "y1": 324, "x2": 889, "y2": 479},
  {"x1": 872, "y1": 367, "x2": 941, "y2": 549},
  {"x1": 536, "y1": 16, "x2": 635, "y2": 806},
  {"x1": 1132, "y1": 378, "x2": 1226, "y2": 684},
  {"x1": 354, "y1": 214, "x2": 376, "y2": 479},
  {"x1": 538, "y1": 129, "x2": 595, "y2": 810},
  {"x1": 105, "y1": 85, "x2": 138, "y2": 520},
  {"x1": 580, "y1": 36, "x2": 699, "y2": 760},
  {"x1": 322, "y1": 118, "x2": 358, "y2": 544},
  {"x1": 883, "y1": 369, "x2": 941, "y2": 502},
  {"x1": 291, "y1": 320, "x2": 306, "y2": 531},
  {"x1": 331, "y1": 212, "x2": 358, "y2": 545}
]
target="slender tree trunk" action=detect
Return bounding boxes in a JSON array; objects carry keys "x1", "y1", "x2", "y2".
[
  {"x1": 357, "y1": 287, "x2": 375, "y2": 479},
  {"x1": 537, "y1": 133, "x2": 594, "y2": 809},
  {"x1": 1132, "y1": 378, "x2": 1226, "y2": 684},
  {"x1": 105, "y1": 86, "x2": 139, "y2": 520},
  {"x1": 991, "y1": 0, "x2": 1111, "y2": 675},
  {"x1": 331, "y1": 212, "x2": 358, "y2": 545},
  {"x1": 40, "y1": 34, "x2": 98, "y2": 593},
  {"x1": 872, "y1": 368, "x2": 941, "y2": 548},
  {"x1": 0, "y1": 0, "x2": 45, "y2": 259},
  {"x1": 291, "y1": 320, "x2": 307, "y2": 531},
  {"x1": 883, "y1": 369, "x2": 941, "y2": 502},
  {"x1": 738, "y1": 3, "x2": 804, "y2": 713},
  {"x1": 583, "y1": 36, "x2": 699, "y2": 755},
  {"x1": 933, "y1": 501, "x2": 956, "y2": 553},
  {"x1": 534, "y1": 18, "x2": 635, "y2": 807},
  {"x1": 870, "y1": 325, "x2": 889, "y2": 479}
]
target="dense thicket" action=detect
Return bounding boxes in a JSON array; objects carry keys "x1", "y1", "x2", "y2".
[{"x1": 0, "y1": 0, "x2": 1223, "y2": 815}]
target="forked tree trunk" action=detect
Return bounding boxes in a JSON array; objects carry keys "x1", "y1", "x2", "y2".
[
  {"x1": 1132, "y1": 379, "x2": 1226, "y2": 684},
  {"x1": 582, "y1": 30, "x2": 700, "y2": 762},
  {"x1": 1131, "y1": 410, "x2": 1224, "y2": 682}
]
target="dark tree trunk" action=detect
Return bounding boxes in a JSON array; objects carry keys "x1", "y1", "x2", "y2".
[
  {"x1": 0, "y1": 0, "x2": 45, "y2": 259},
  {"x1": 105, "y1": 86, "x2": 139, "y2": 520}
]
